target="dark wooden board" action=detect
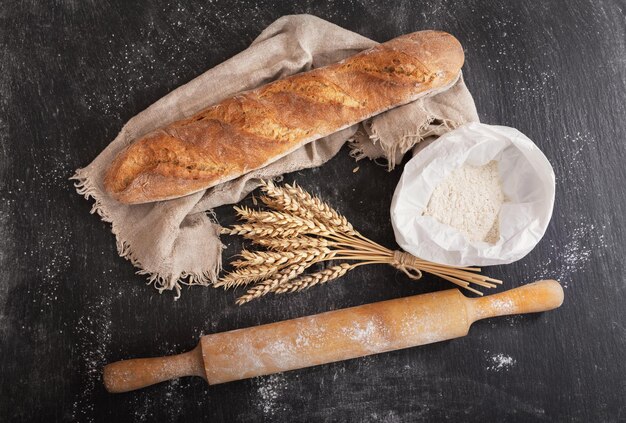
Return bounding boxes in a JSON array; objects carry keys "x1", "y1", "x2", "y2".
[{"x1": 1, "y1": 0, "x2": 625, "y2": 421}]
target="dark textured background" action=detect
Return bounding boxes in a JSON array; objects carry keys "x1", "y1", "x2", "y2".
[{"x1": 1, "y1": 1, "x2": 625, "y2": 422}]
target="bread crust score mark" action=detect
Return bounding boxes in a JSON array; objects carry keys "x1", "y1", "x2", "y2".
[{"x1": 104, "y1": 30, "x2": 464, "y2": 204}]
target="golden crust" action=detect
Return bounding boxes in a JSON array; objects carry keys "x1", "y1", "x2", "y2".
[{"x1": 104, "y1": 30, "x2": 464, "y2": 204}]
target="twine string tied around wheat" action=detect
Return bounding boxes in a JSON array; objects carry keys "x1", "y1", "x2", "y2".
[{"x1": 391, "y1": 250, "x2": 423, "y2": 280}]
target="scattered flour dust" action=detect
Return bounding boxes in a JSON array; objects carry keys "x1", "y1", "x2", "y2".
[
  {"x1": 71, "y1": 296, "x2": 113, "y2": 422},
  {"x1": 486, "y1": 352, "x2": 516, "y2": 372},
  {"x1": 341, "y1": 319, "x2": 380, "y2": 352},
  {"x1": 254, "y1": 374, "x2": 287, "y2": 417},
  {"x1": 530, "y1": 219, "x2": 608, "y2": 288},
  {"x1": 528, "y1": 131, "x2": 608, "y2": 288},
  {"x1": 72, "y1": 292, "x2": 188, "y2": 423},
  {"x1": 424, "y1": 161, "x2": 504, "y2": 243},
  {"x1": 489, "y1": 298, "x2": 515, "y2": 314}
]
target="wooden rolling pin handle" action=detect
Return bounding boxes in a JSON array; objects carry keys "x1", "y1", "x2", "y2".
[
  {"x1": 467, "y1": 279, "x2": 564, "y2": 322},
  {"x1": 103, "y1": 345, "x2": 205, "y2": 393}
]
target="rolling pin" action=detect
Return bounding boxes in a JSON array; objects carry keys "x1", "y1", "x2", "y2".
[{"x1": 104, "y1": 280, "x2": 563, "y2": 393}]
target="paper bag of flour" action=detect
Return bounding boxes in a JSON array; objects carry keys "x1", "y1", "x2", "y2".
[{"x1": 390, "y1": 123, "x2": 555, "y2": 267}]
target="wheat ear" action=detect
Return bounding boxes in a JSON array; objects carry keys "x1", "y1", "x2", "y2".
[
  {"x1": 272, "y1": 263, "x2": 353, "y2": 294},
  {"x1": 250, "y1": 236, "x2": 336, "y2": 251},
  {"x1": 260, "y1": 180, "x2": 356, "y2": 235},
  {"x1": 213, "y1": 264, "x2": 280, "y2": 289},
  {"x1": 235, "y1": 249, "x2": 332, "y2": 305}
]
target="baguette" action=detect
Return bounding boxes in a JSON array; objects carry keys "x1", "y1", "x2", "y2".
[{"x1": 104, "y1": 30, "x2": 464, "y2": 204}]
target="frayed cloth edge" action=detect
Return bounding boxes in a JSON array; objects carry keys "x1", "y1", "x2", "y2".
[
  {"x1": 70, "y1": 169, "x2": 222, "y2": 299},
  {"x1": 349, "y1": 117, "x2": 461, "y2": 171}
]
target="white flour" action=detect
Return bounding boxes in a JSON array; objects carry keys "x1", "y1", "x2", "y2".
[
  {"x1": 255, "y1": 374, "x2": 287, "y2": 417},
  {"x1": 486, "y1": 352, "x2": 516, "y2": 371},
  {"x1": 424, "y1": 161, "x2": 504, "y2": 243}
]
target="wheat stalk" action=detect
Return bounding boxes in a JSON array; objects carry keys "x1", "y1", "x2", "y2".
[
  {"x1": 213, "y1": 264, "x2": 280, "y2": 289},
  {"x1": 222, "y1": 223, "x2": 314, "y2": 239},
  {"x1": 261, "y1": 180, "x2": 357, "y2": 235},
  {"x1": 217, "y1": 180, "x2": 503, "y2": 305},
  {"x1": 222, "y1": 211, "x2": 335, "y2": 238},
  {"x1": 234, "y1": 206, "x2": 313, "y2": 229},
  {"x1": 235, "y1": 249, "x2": 331, "y2": 305},
  {"x1": 282, "y1": 182, "x2": 357, "y2": 235},
  {"x1": 218, "y1": 248, "x2": 333, "y2": 289},
  {"x1": 233, "y1": 249, "x2": 312, "y2": 268},
  {"x1": 251, "y1": 236, "x2": 336, "y2": 251},
  {"x1": 272, "y1": 263, "x2": 353, "y2": 294}
]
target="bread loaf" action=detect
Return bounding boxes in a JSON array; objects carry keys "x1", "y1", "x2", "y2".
[{"x1": 104, "y1": 30, "x2": 464, "y2": 204}]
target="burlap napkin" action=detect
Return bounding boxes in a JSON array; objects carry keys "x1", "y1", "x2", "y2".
[{"x1": 72, "y1": 15, "x2": 479, "y2": 297}]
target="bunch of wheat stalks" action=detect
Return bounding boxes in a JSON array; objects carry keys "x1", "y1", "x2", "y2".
[{"x1": 216, "y1": 180, "x2": 502, "y2": 305}]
